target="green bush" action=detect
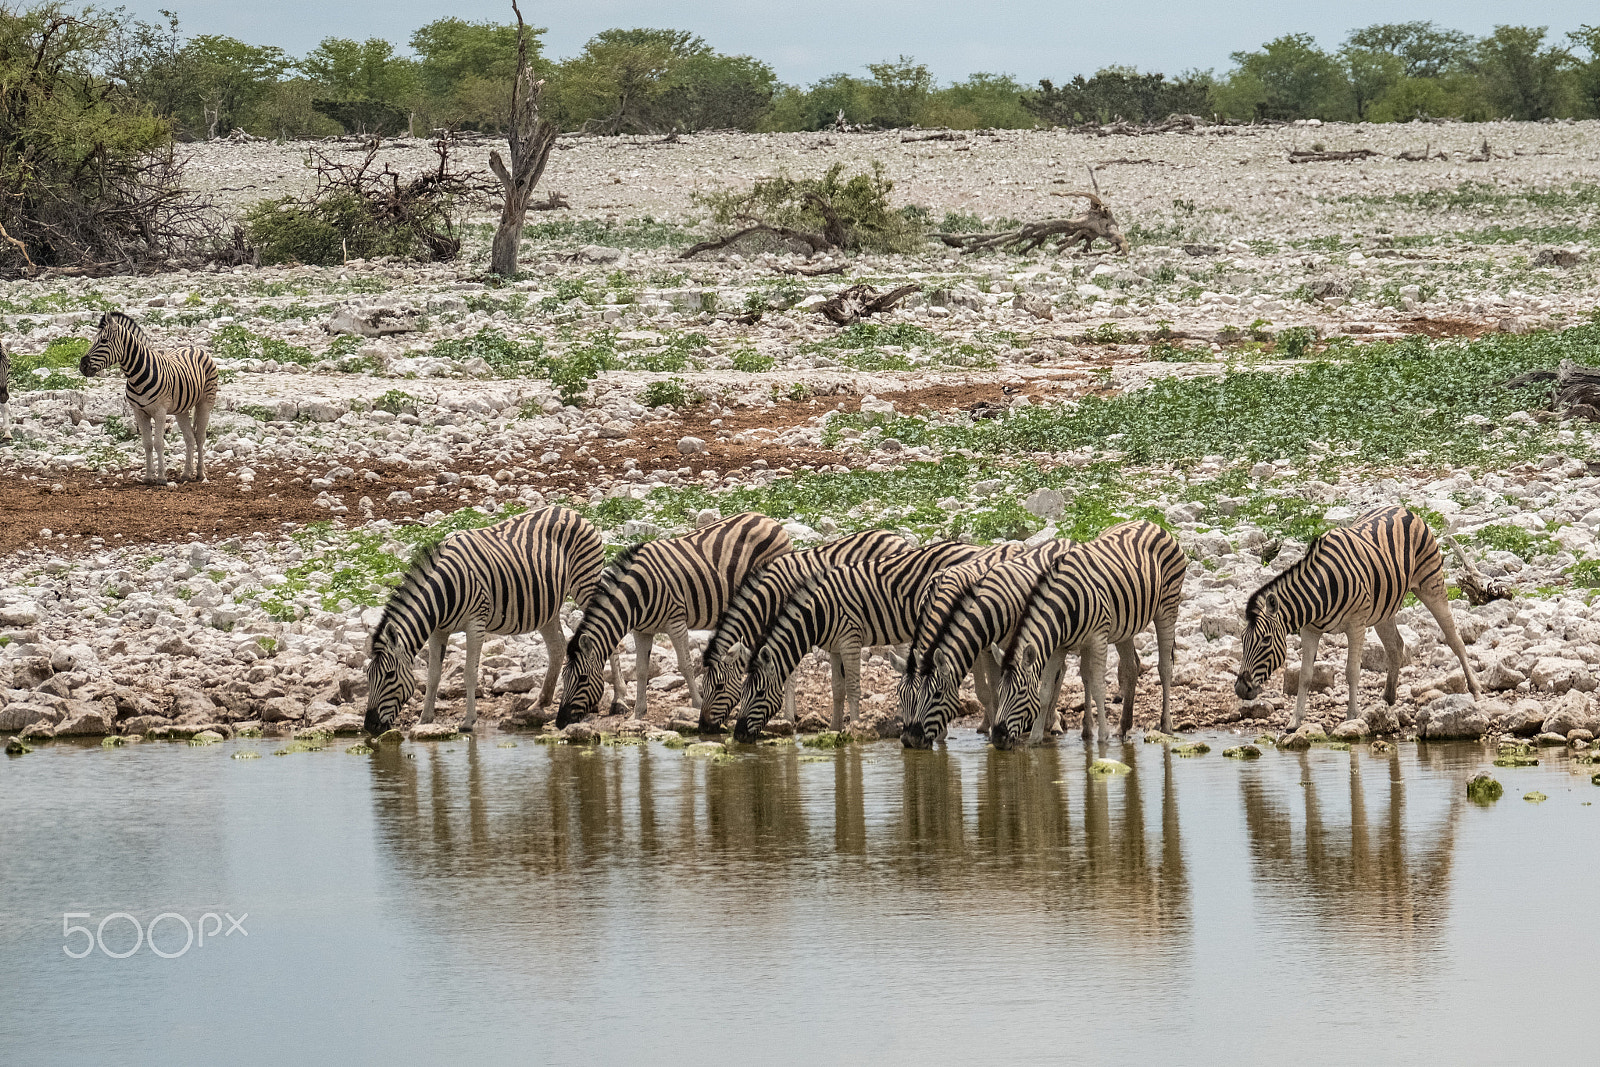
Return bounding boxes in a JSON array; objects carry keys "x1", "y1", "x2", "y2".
[
  {"x1": 423, "y1": 328, "x2": 545, "y2": 376},
  {"x1": 641, "y1": 378, "x2": 689, "y2": 408},
  {"x1": 731, "y1": 348, "x2": 774, "y2": 372},
  {"x1": 7, "y1": 337, "x2": 89, "y2": 390},
  {"x1": 246, "y1": 193, "x2": 441, "y2": 266},
  {"x1": 694, "y1": 161, "x2": 923, "y2": 254}
]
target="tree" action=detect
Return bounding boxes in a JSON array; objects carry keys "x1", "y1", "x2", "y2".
[
  {"x1": 552, "y1": 28, "x2": 688, "y2": 133},
  {"x1": 1471, "y1": 25, "x2": 1572, "y2": 119},
  {"x1": 180, "y1": 35, "x2": 292, "y2": 137},
  {"x1": 1566, "y1": 26, "x2": 1600, "y2": 118},
  {"x1": 488, "y1": 0, "x2": 557, "y2": 276},
  {"x1": 927, "y1": 72, "x2": 1034, "y2": 129},
  {"x1": 1340, "y1": 47, "x2": 1404, "y2": 120},
  {"x1": 1225, "y1": 34, "x2": 1351, "y2": 120},
  {"x1": 301, "y1": 36, "x2": 418, "y2": 134},
  {"x1": 1022, "y1": 67, "x2": 1212, "y2": 125},
  {"x1": 656, "y1": 51, "x2": 776, "y2": 130},
  {"x1": 863, "y1": 56, "x2": 933, "y2": 127},
  {"x1": 1345, "y1": 21, "x2": 1470, "y2": 79},
  {"x1": 410, "y1": 17, "x2": 530, "y2": 130}
]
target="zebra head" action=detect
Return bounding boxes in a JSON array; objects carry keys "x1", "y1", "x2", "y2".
[
  {"x1": 556, "y1": 628, "x2": 608, "y2": 726},
  {"x1": 1236, "y1": 588, "x2": 1289, "y2": 701},
  {"x1": 731, "y1": 646, "x2": 783, "y2": 743},
  {"x1": 902, "y1": 653, "x2": 962, "y2": 749},
  {"x1": 80, "y1": 311, "x2": 138, "y2": 378},
  {"x1": 990, "y1": 654, "x2": 1044, "y2": 750},
  {"x1": 364, "y1": 634, "x2": 418, "y2": 735},
  {"x1": 697, "y1": 639, "x2": 750, "y2": 732}
]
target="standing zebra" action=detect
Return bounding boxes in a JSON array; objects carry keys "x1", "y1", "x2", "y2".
[
  {"x1": 556, "y1": 512, "x2": 791, "y2": 725},
  {"x1": 699, "y1": 529, "x2": 911, "y2": 732},
  {"x1": 1235, "y1": 505, "x2": 1481, "y2": 727},
  {"x1": 0, "y1": 338, "x2": 10, "y2": 441},
  {"x1": 991, "y1": 521, "x2": 1185, "y2": 748},
  {"x1": 900, "y1": 538, "x2": 1077, "y2": 749},
  {"x1": 732, "y1": 541, "x2": 1023, "y2": 742},
  {"x1": 78, "y1": 311, "x2": 218, "y2": 483},
  {"x1": 364, "y1": 507, "x2": 605, "y2": 735}
]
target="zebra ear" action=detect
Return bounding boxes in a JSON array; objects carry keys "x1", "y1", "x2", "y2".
[
  {"x1": 1262, "y1": 591, "x2": 1281, "y2": 616},
  {"x1": 727, "y1": 639, "x2": 749, "y2": 662}
]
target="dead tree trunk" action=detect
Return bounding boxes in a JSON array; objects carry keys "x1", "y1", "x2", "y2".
[{"x1": 488, "y1": 0, "x2": 559, "y2": 278}]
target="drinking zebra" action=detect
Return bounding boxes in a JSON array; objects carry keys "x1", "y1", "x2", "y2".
[
  {"x1": 732, "y1": 541, "x2": 1024, "y2": 742},
  {"x1": 364, "y1": 506, "x2": 605, "y2": 735},
  {"x1": 0, "y1": 339, "x2": 10, "y2": 441},
  {"x1": 78, "y1": 311, "x2": 218, "y2": 483},
  {"x1": 991, "y1": 521, "x2": 1185, "y2": 747},
  {"x1": 1235, "y1": 505, "x2": 1481, "y2": 727},
  {"x1": 556, "y1": 512, "x2": 791, "y2": 725},
  {"x1": 900, "y1": 538, "x2": 1077, "y2": 749},
  {"x1": 698, "y1": 528, "x2": 912, "y2": 732}
]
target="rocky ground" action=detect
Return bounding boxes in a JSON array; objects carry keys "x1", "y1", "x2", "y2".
[{"x1": 5, "y1": 121, "x2": 1600, "y2": 754}]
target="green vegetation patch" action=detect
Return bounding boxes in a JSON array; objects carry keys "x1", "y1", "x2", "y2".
[{"x1": 7, "y1": 337, "x2": 89, "y2": 391}]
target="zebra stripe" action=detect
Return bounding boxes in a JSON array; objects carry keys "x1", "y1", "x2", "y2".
[
  {"x1": 1236, "y1": 505, "x2": 1481, "y2": 726},
  {"x1": 900, "y1": 539, "x2": 1076, "y2": 749},
  {"x1": 699, "y1": 528, "x2": 911, "y2": 731},
  {"x1": 733, "y1": 540, "x2": 1022, "y2": 741},
  {"x1": 0, "y1": 339, "x2": 10, "y2": 441},
  {"x1": 557, "y1": 512, "x2": 791, "y2": 724},
  {"x1": 364, "y1": 506, "x2": 604, "y2": 734},
  {"x1": 79, "y1": 311, "x2": 219, "y2": 483},
  {"x1": 993, "y1": 520, "x2": 1185, "y2": 747}
]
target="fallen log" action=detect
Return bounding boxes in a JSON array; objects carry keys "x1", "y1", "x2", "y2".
[
  {"x1": 529, "y1": 190, "x2": 570, "y2": 211},
  {"x1": 901, "y1": 130, "x2": 966, "y2": 143},
  {"x1": 818, "y1": 283, "x2": 920, "y2": 326},
  {"x1": 934, "y1": 192, "x2": 1128, "y2": 255},
  {"x1": 1445, "y1": 536, "x2": 1514, "y2": 606},
  {"x1": 1504, "y1": 360, "x2": 1600, "y2": 421},
  {"x1": 1288, "y1": 149, "x2": 1381, "y2": 163},
  {"x1": 680, "y1": 223, "x2": 831, "y2": 259}
]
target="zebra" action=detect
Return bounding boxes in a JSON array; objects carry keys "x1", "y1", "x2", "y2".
[
  {"x1": 78, "y1": 311, "x2": 218, "y2": 484},
  {"x1": 900, "y1": 538, "x2": 1077, "y2": 749},
  {"x1": 991, "y1": 520, "x2": 1185, "y2": 748},
  {"x1": 1235, "y1": 505, "x2": 1481, "y2": 727},
  {"x1": 732, "y1": 541, "x2": 1023, "y2": 742},
  {"x1": 556, "y1": 512, "x2": 791, "y2": 725},
  {"x1": 698, "y1": 529, "x2": 912, "y2": 732},
  {"x1": 364, "y1": 506, "x2": 604, "y2": 735},
  {"x1": 0, "y1": 338, "x2": 10, "y2": 441}
]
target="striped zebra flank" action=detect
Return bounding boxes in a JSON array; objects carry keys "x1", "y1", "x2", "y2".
[
  {"x1": 1235, "y1": 505, "x2": 1481, "y2": 727},
  {"x1": 993, "y1": 520, "x2": 1185, "y2": 748},
  {"x1": 733, "y1": 540, "x2": 1024, "y2": 742},
  {"x1": 79, "y1": 311, "x2": 219, "y2": 483},
  {"x1": 364, "y1": 506, "x2": 604, "y2": 734},
  {"x1": 900, "y1": 538, "x2": 1076, "y2": 749},
  {"x1": 698, "y1": 528, "x2": 911, "y2": 732},
  {"x1": 0, "y1": 338, "x2": 10, "y2": 441},
  {"x1": 557, "y1": 512, "x2": 791, "y2": 725}
]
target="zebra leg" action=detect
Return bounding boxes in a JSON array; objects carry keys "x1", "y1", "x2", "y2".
[
  {"x1": 1155, "y1": 612, "x2": 1177, "y2": 734},
  {"x1": 421, "y1": 631, "x2": 447, "y2": 723},
  {"x1": 150, "y1": 405, "x2": 170, "y2": 482},
  {"x1": 1417, "y1": 584, "x2": 1483, "y2": 699},
  {"x1": 131, "y1": 406, "x2": 157, "y2": 483},
  {"x1": 1342, "y1": 622, "x2": 1367, "y2": 721},
  {"x1": 537, "y1": 618, "x2": 567, "y2": 708},
  {"x1": 667, "y1": 622, "x2": 698, "y2": 711},
  {"x1": 461, "y1": 620, "x2": 482, "y2": 730},
  {"x1": 632, "y1": 630, "x2": 651, "y2": 717},
  {"x1": 1080, "y1": 637, "x2": 1109, "y2": 744},
  {"x1": 1041, "y1": 647, "x2": 1069, "y2": 736},
  {"x1": 1294, "y1": 628, "x2": 1322, "y2": 729},
  {"x1": 1115, "y1": 638, "x2": 1140, "y2": 738},
  {"x1": 839, "y1": 641, "x2": 863, "y2": 732},
  {"x1": 973, "y1": 649, "x2": 998, "y2": 733},
  {"x1": 608, "y1": 650, "x2": 625, "y2": 712},
  {"x1": 1374, "y1": 617, "x2": 1404, "y2": 706},
  {"x1": 192, "y1": 400, "x2": 213, "y2": 482},
  {"x1": 828, "y1": 651, "x2": 847, "y2": 728},
  {"x1": 783, "y1": 677, "x2": 798, "y2": 723},
  {"x1": 172, "y1": 410, "x2": 196, "y2": 483},
  {"x1": 1, "y1": 399, "x2": 9, "y2": 440}
]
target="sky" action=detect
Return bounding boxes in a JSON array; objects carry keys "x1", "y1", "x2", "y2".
[{"x1": 118, "y1": 1, "x2": 1596, "y2": 83}]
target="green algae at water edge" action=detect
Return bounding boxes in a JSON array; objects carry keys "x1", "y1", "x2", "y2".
[
  {"x1": 1524, "y1": 791, "x2": 1549, "y2": 802},
  {"x1": 1223, "y1": 744, "x2": 1262, "y2": 760},
  {"x1": 1088, "y1": 758, "x2": 1131, "y2": 776},
  {"x1": 1467, "y1": 771, "x2": 1503, "y2": 804},
  {"x1": 1174, "y1": 742, "x2": 1211, "y2": 757},
  {"x1": 800, "y1": 731, "x2": 849, "y2": 749}
]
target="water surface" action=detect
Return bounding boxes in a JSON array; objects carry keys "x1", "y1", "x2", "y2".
[{"x1": 3, "y1": 732, "x2": 1596, "y2": 1065}]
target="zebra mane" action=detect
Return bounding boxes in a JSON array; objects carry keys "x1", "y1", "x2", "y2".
[
  {"x1": 571, "y1": 544, "x2": 644, "y2": 645},
  {"x1": 1245, "y1": 535, "x2": 1328, "y2": 620},
  {"x1": 707, "y1": 558, "x2": 774, "y2": 662},
  {"x1": 755, "y1": 566, "x2": 828, "y2": 663},
  {"x1": 1000, "y1": 559, "x2": 1066, "y2": 665},
  {"x1": 915, "y1": 574, "x2": 979, "y2": 678},
  {"x1": 374, "y1": 540, "x2": 448, "y2": 648}
]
